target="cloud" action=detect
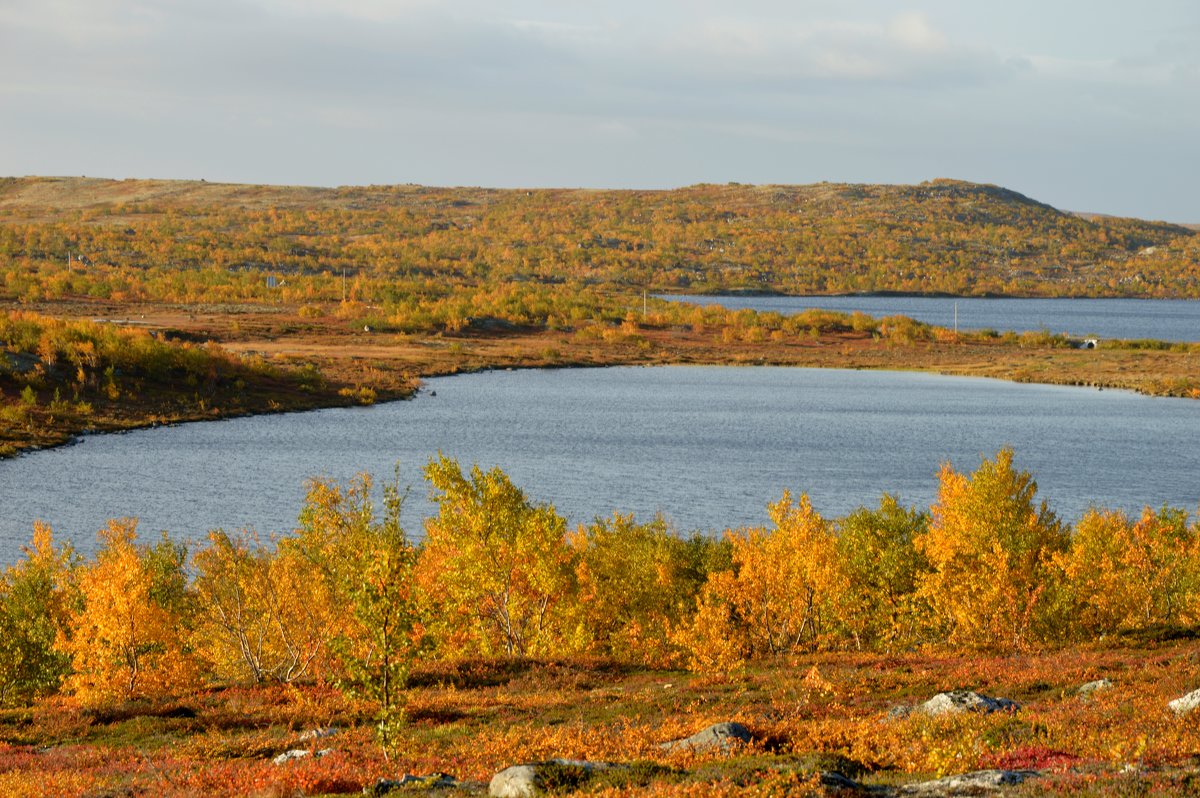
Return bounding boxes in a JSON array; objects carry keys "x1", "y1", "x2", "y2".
[
  {"x1": 0, "y1": 0, "x2": 1197, "y2": 219},
  {"x1": 627, "y1": 11, "x2": 1014, "y2": 92},
  {"x1": 251, "y1": 0, "x2": 438, "y2": 22}
]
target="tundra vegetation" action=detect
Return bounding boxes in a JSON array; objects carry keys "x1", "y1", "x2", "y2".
[
  {"x1": 3, "y1": 177, "x2": 1200, "y2": 794},
  {"x1": 4, "y1": 177, "x2": 1200, "y2": 457},
  {"x1": 1, "y1": 451, "x2": 1200, "y2": 795}
]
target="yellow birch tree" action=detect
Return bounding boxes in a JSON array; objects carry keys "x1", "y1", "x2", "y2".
[
  {"x1": 59, "y1": 520, "x2": 197, "y2": 705},
  {"x1": 916, "y1": 449, "x2": 1068, "y2": 650}
]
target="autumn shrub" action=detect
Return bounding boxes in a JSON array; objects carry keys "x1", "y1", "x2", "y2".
[
  {"x1": 0, "y1": 523, "x2": 76, "y2": 705},
  {"x1": 737, "y1": 493, "x2": 843, "y2": 654},
  {"x1": 285, "y1": 472, "x2": 422, "y2": 753},
  {"x1": 788, "y1": 309, "x2": 851, "y2": 335},
  {"x1": 416, "y1": 455, "x2": 576, "y2": 658},
  {"x1": 879, "y1": 314, "x2": 932, "y2": 343},
  {"x1": 677, "y1": 492, "x2": 842, "y2": 673},
  {"x1": 671, "y1": 574, "x2": 750, "y2": 675},
  {"x1": 58, "y1": 520, "x2": 199, "y2": 706},
  {"x1": 833, "y1": 495, "x2": 930, "y2": 650},
  {"x1": 8, "y1": 448, "x2": 1200, "y2": 721},
  {"x1": 916, "y1": 449, "x2": 1068, "y2": 650},
  {"x1": 1018, "y1": 327, "x2": 1071, "y2": 348},
  {"x1": 1057, "y1": 506, "x2": 1200, "y2": 637},
  {"x1": 320, "y1": 475, "x2": 419, "y2": 750},
  {"x1": 191, "y1": 529, "x2": 334, "y2": 686},
  {"x1": 567, "y1": 513, "x2": 716, "y2": 665}
]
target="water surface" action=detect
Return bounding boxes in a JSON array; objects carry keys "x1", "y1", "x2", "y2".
[
  {"x1": 1, "y1": 367, "x2": 1196, "y2": 561},
  {"x1": 661, "y1": 294, "x2": 1200, "y2": 342}
]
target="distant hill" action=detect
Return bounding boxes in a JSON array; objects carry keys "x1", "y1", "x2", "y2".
[{"x1": 0, "y1": 175, "x2": 1196, "y2": 298}]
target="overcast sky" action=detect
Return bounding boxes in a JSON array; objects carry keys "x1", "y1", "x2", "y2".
[{"x1": 2, "y1": 0, "x2": 1197, "y2": 220}]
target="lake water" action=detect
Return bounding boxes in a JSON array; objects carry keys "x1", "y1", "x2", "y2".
[
  {"x1": 1, "y1": 366, "x2": 1197, "y2": 562},
  {"x1": 661, "y1": 295, "x2": 1200, "y2": 342}
]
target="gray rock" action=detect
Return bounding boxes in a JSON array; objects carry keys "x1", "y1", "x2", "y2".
[
  {"x1": 899, "y1": 769, "x2": 1036, "y2": 795},
  {"x1": 272, "y1": 747, "x2": 332, "y2": 765},
  {"x1": 917, "y1": 691, "x2": 1019, "y2": 717},
  {"x1": 367, "y1": 773, "x2": 460, "y2": 795},
  {"x1": 886, "y1": 704, "x2": 914, "y2": 721},
  {"x1": 273, "y1": 749, "x2": 310, "y2": 765},
  {"x1": 489, "y1": 759, "x2": 622, "y2": 798},
  {"x1": 1169, "y1": 687, "x2": 1200, "y2": 715},
  {"x1": 1077, "y1": 679, "x2": 1113, "y2": 698},
  {"x1": 659, "y1": 721, "x2": 754, "y2": 753}
]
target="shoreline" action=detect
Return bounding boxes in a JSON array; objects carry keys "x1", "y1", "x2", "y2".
[
  {"x1": 3, "y1": 296, "x2": 1198, "y2": 460},
  {"x1": 6, "y1": 343, "x2": 1195, "y2": 462}
]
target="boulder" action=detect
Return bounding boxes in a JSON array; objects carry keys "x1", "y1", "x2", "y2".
[
  {"x1": 1169, "y1": 687, "x2": 1200, "y2": 715},
  {"x1": 273, "y1": 749, "x2": 309, "y2": 765},
  {"x1": 1077, "y1": 679, "x2": 1113, "y2": 698},
  {"x1": 489, "y1": 759, "x2": 623, "y2": 798},
  {"x1": 917, "y1": 691, "x2": 1019, "y2": 717},
  {"x1": 272, "y1": 748, "x2": 333, "y2": 765},
  {"x1": 659, "y1": 721, "x2": 754, "y2": 753},
  {"x1": 900, "y1": 769, "x2": 1036, "y2": 795}
]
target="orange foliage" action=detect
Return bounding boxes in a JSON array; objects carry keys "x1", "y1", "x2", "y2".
[
  {"x1": 58, "y1": 520, "x2": 198, "y2": 706},
  {"x1": 916, "y1": 449, "x2": 1068, "y2": 650}
]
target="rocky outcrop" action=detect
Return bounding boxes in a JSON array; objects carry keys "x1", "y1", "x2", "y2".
[
  {"x1": 659, "y1": 721, "x2": 754, "y2": 753},
  {"x1": 1078, "y1": 679, "x2": 1113, "y2": 698},
  {"x1": 272, "y1": 747, "x2": 332, "y2": 765},
  {"x1": 489, "y1": 759, "x2": 624, "y2": 798},
  {"x1": 366, "y1": 773, "x2": 463, "y2": 795},
  {"x1": 1169, "y1": 687, "x2": 1200, "y2": 715},
  {"x1": 898, "y1": 769, "x2": 1037, "y2": 795},
  {"x1": 298, "y1": 726, "x2": 340, "y2": 741},
  {"x1": 890, "y1": 691, "x2": 1020, "y2": 719}
]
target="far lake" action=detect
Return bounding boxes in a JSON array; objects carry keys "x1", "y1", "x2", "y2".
[
  {"x1": 661, "y1": 294, "x2": 1200, "y2": 342},
  {"x1": 1, "y1": 367, "x2": 1197, "y2": 562}
]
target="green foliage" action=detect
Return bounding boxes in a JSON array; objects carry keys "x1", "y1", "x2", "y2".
[
  {"x1": 0, "y1": 524, "x2": 76, "y2": 705},
  {"x1": 835, "y1": 495, "x2": 930, "y2": 650},
  {"x1": 292, "y1": 471, "x2": 422, "y2": 753},
  {"x1": 323, "y1": 473, "x2": 419, "y2": 757}
]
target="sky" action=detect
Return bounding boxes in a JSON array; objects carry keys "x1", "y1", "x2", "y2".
[{"x1": 2, "y1": 0, "x2": 1198, "y2": 221}]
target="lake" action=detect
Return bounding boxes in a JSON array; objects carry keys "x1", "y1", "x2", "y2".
[
  {"x1": 660, "y1": 294, "x2": 1200, "y2": 342},
  {"x1": 1, "y1": 366, "x2": 1196, "y2": 562}
]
